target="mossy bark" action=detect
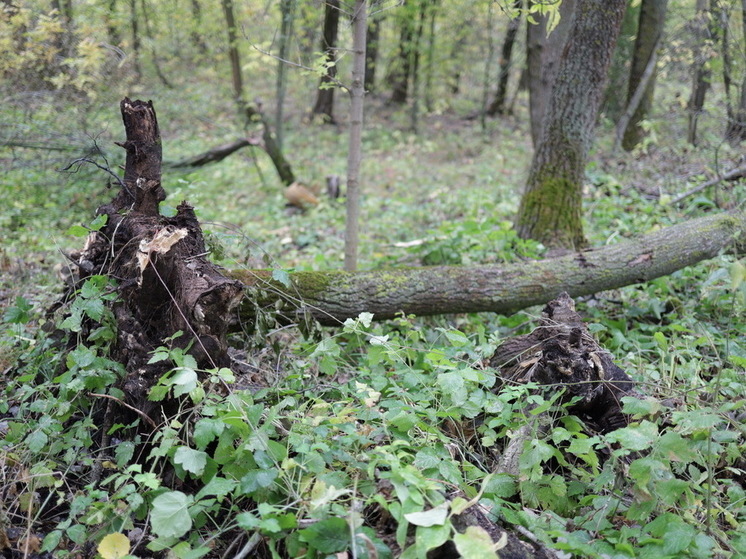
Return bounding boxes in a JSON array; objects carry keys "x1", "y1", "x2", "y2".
[
  {"x1": 516, "y1": 0, "x2": 627, "y2": 250},
  {"x1": 232, "y1": 211, "x2": 745, "y2": 326}
]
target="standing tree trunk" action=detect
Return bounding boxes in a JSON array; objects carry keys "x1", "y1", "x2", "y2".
[
  {"x1": 388, "y1": 1, "x2": 415, "y2": 104},
  {"x1": 364, "y1": 12, "x2": 381, "y2": 93},
  {"x1": 725, "y1": 0, "x2": 746, "y2": 144},
  {"x1": 139, "y1": 0, "x2": 173, "y2": 88},
  {"x1": 487, "y1": 0, "x2": 522, "y2": 116},
  {"x1": 221, "y1": 0, "x2": 295, "y2": 185},
  {"x1": 525, "y1": 0, "x2": 576, "y2": 147},
  {"x1": 345, "y1": 0, "x2": 367, "y2": 272},
  {"x1": 515, "y1": 0, "x2": 627, "y2": 250},
  {"x1": 129, "y1": 0, "x2": 142, "y2": 81},
  {"x1": 189, "y1": 0, "x2": 208, "y2": 54},
  {"x1": 423, "y1": 0, "x2": 438, "y2": 112},
  {"x1": 602, "y1": 1, "x2": 641, "y2": 120},
  {"x1": 409, "y1": 0, "x2": 428, "y2": 132},
  {"x1": 621, "y1": 0, "x2": 669, "y2": 151},
  {"x1": 276, "y1": 0, "x2": 296, "y2": 148},
  {"x1": 311, "y1": 0, "x2": 340, "y2": 123},
  {"x1": 105, "y1": 0, "x2": 121, "y2": 46},
  {"x1": 687, "y1": 0, "x2": 714, "y2": 145}
]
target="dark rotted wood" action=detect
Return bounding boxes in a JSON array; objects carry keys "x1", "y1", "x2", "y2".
[
  {"x1": 490, "y1": 292, "x2": 638, "y2": 433},
  {"x1": 75, "y1": 98, "x2": 244, "y2": 420}
]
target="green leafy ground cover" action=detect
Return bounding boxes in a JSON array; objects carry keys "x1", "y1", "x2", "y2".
[{"x1": 1, "y1": 15, "x2": 745, "y2": 558}]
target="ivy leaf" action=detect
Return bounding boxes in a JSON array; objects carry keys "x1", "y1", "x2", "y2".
[
  {"x1": 150, "y1": 491, "x2": 193, "y2": 539},
  {"x1": 97, "y1": 532, "x2": 130, "y2": 559},
  {"x1": 453, "y1": 526, "x2": 502, "y2": 558},
  {"x1": 403, "y1": 502, "x2": 449, "y2": 527},
  {"x1": 298, "y1": 517, "x2": 349, "y2": 554},
  {"x1": 174, "y1": 446, "x2": 208, "y2": 476},
  {"x1": 272, "y1": 268, "x2": 291, "y2": 288}
]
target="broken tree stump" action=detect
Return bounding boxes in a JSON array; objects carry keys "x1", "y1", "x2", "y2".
[
  {"x1": 490, "y1": 292, "x2": 639, "y2": 434},
  {"x1": 73, "y1": 98, "x2": 244, "y2": 418}
]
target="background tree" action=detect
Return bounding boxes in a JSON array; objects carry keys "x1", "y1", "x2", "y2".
[
  {"x1": 621, "y1": 0, "x2": 669, "y2": 151},
  {"x1": 387, "y1": 0, "x2": 416, "y2": 104},
  {"x1": 724, "y1": 0, "x2": 746, "y2": 143},
  {"x1": 486, "y1": 0, "x2": 522, "y2": 117},
  {"x1": 602, "y1": 2, "x2": 641, "y2": 121},
  {"x1": 515, "y1": 0, "x2": 628, "y2": 250},
  {"x1": 275, "y1": 0, "x2": 296, "y2": 149},
  {"x1": 311, "y1": 0, "x2": 341, "y2": 123},
  {"x1": 687, "y1": 0, "x2": 716, "y2": 145},
  {"x1": 364, "y1": 10, "x2": 381, "y2": 92}
]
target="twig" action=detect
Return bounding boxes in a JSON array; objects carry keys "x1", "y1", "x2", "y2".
[
  {"x1": 232, "y1": 532, "x2": 262, "y2": 559},
  {"x1": 670, "y1": 164, "x2": 746, "y2": 205},
  {"x1": 89, "y1": 392, "x2": 159, "y2": 430}
]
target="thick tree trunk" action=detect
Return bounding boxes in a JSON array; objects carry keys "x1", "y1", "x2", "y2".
[
  {"x1": 311, "y1": 0, "x2": 340, "y2": 123},
  {"x1": 516, "y1": 0, "x2": 627, "y2": 250},
  {"x1": 525, "y1": 0, "x2": 576, "y2": 147},
  {"x1": 621, "y1": 0, "x2": 669, "y2": 151},
  {"x1": 232, "y1": 210, "x2": 745, "y2": 326}
]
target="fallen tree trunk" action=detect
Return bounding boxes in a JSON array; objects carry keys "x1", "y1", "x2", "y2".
[
  {"x1": 167, "y1": 138, "x2": 258, "y2": 167},
  {"x1": 232, "y1": 210, "x2": 745, "y2": 326}
]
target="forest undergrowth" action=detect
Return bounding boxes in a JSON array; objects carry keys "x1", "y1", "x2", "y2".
[{"x1": 1, "y1": 56, "x2": 745, "y2": 558}]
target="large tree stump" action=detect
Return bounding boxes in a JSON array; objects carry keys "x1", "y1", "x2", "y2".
[{"x1": 73, "y1": 98, "x2": 243, "y2": 418}]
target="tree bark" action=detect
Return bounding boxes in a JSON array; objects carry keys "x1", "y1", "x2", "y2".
[
  {"x1": 311, "y1": 0, "x2": 340, "y2": 123},
  {"x1": 344, "y1": 0, "x2": 367, "y2": 272},
  {"x1": 232, "y1": 210, "x2": 746, "y2": 326},
  {"x1": 525, "y1": 0, "x2": 576, "y2": 147},
  {"x1": 515, "y1": 0, "x2": 627, "y2": 250},
  {"x1": 621, "y1": 0, "x2": 669, "y2": 151}
]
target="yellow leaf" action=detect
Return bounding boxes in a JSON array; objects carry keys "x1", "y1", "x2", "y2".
[{"x1": 98, "y1": 532, "x2": 130, "y2": 559}]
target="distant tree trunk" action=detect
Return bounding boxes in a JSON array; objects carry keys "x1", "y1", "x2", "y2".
[
  {"x1": 487, "y1": 0, "x2": 522, "y2": 116},
  {"x1": 388, "y1": 1, "x2": 415, "y2": 104},
  {"x1": 525, "y1": 0, "x2": 576, "y2": 147},
  {"x1": 276, "y1": 0, "x2": 296, "y2": 149},
  {"x1": 687, "y1": 0, "x2": 712, "y2": 144},
  {"x1": 139, "y1": 0, "x2": 173, "y2": 88},
  {"x1": 311, "y1": 0, "x2": 340, "y2": 123},
  {"x1": 725, "y1": 0, "x2": 746, "y2": 144},
  {"x1": 129, "y1": 0, "x2": 142, "y2": 80},
  {"x1": 621, "y1": 0, "x2": 669, "y2": 151},
  {"x1": 447, "y1": 24, "x2": 467, "y2": 95},
  {"x1": 423, "y1": 0, "x2": 438, "y2": 112},
  {"x1": 515, "y1": 0, "x2": 627, "y2": 250},
  {"x1": 190, "y1": 0, "x2": 208, "y2": 54},
  {"x1": 345, "y1": 0, "x2": 367, "y2": 271},
  {"x1": 481, "y1": 0, "x2": 497, "y2": 131},
  {"x1": 602, "y1": 2, "x2": 641, "y2": 120},
  {"x1": 221, "y1": 0, "x2": 295, "y2": 185},
  {"x1": 364, "y1": 13, "x2": 381, "y2": 92},
  {"x1": 410, "y1": 0, "x2": 428, "y2": 132},
  {"x1": 105, "y1": 0, "x2": 121, "y2": 46}
]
